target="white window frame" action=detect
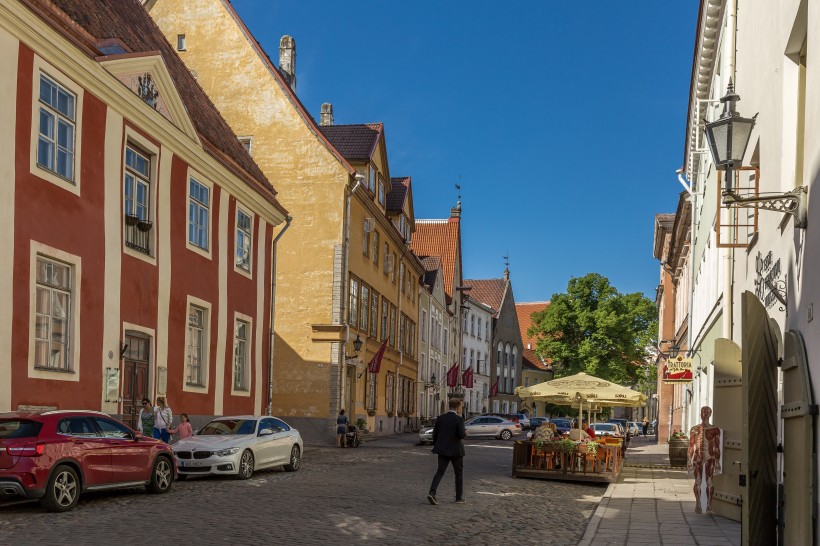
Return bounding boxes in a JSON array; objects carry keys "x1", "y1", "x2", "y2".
[
  {"x1": 176, "y1": 34, "x2": 186, "y2": 51},
  {"x1": 234, "y1": 205, "x2": 253, "y2": 276},
  {"x1": 27, "y1": 242, "x2": 81, "y2": 381},
  {"x1": 186, "y1": 170, "x2": 213, "y2": 259},
  {"x1": 183, "y1": 296, "x2": 211, "y2": 393},
  {"x1": 29, "y1": 58, "x2": 84, "y2": 196},
  {"x1": 231, "y1": 314, "x2": 252, "y2": 396},
  {"x1": 421, "y1": 310, "x2": 427, "y2": 342},
  {"x1": 238, "y1": 136, "x2": 252, "y2": 156},
  {"x1": 122, "y1": 128, "x2": 159, "y2": 264}
]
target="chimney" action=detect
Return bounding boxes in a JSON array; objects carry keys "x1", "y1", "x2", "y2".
[
  {"x1": 279, "y1": 35, "x2": 296, "y2": 90},
  {"x1": 449, "y1": 200, "x2": 461, "y2": 219},
  {"x1": 320, "y1": 103, "x2": 333, "y2": 126}
]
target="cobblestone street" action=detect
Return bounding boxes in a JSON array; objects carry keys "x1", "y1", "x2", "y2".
[{"x1": 0, "y1": 435, "x2": 605, "y2": 545}]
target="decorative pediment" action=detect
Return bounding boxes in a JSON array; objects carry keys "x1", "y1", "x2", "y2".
[{"x1": 99, "y1": 52, "x2": 199, "y2": 143}]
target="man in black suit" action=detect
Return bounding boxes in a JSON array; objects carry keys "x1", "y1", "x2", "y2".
[{"x1": 427, "y1": 398, "x2": 466, "y2": 505}]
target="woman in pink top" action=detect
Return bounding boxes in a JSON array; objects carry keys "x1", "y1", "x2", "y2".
[{"x1": 169, "y1": 413, "x2": 193, "y2": 441}]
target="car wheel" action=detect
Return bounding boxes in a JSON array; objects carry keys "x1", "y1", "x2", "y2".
[
  {"x1": 284, "y1": 445, "x2": 301, "y2": 472},
  {"x1": 41, "y1": 464, "x2": 80, "y2": 512},
  {"x1": 500, "y1": 429, "x2": 512, "y2": 441},
  {"x1": 146, "y1": 456, "x2": 173, "y2": 494},
  {"x1": 237, "y1": 450, "x2": 254, "y2": 479}
]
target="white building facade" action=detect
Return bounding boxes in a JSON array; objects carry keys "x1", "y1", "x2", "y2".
[{"x1": 461, "y1": 297, "x2": 493, "y2": 416}]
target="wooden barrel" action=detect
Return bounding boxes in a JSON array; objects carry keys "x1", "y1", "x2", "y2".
[{"x1": 668, "y1": 438, "x2": 688, "y2": 467}]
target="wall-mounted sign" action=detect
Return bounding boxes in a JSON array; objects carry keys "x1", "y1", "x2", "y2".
[
  {"x1": 663, "y1": 356, "x2": 693, "y2": 383},
  {"x1": 754, "y1": 251, "x2": 783, "y2": 309}
]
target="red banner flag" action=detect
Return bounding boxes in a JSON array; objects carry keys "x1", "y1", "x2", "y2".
[
  {"x1": 368, "y1": 340, "x2": 388, "y2": 374},
  {"x1": 461, "y1": 367, "x2": 474, "y2": 388},
  {"x1": 446, "y1": 362, "x2": 460, "y2": 388},
  {"x1": 489, "y1": 380, "x2": 498, "y2": 397}
]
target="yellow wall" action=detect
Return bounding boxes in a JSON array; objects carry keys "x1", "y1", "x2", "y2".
[{"x1": 149, "y1": 0, "x2": 350, "y2": 419}]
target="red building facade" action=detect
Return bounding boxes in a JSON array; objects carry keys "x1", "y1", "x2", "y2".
[{"x1": 0, "y1": 0, "x2": 288, "y2": 427}]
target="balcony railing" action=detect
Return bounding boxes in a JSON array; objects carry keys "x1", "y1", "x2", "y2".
[{"x1": 125, "y1": 216, "x2": 152, "y2": 254}]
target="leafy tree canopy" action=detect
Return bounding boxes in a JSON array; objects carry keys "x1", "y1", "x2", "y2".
[{"x1": 528, "y1": 273, "x2": 656, "y2": 385}]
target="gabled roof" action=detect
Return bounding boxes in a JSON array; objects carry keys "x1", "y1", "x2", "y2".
[
  {"x1": 463, "y1": 278, "x2": 506, "y2": 315},
  {"x1": 411, "y1": 218, "x2": 461, "y2": 302},
  {"x1": 387, "y1": 177, "x2": 409, "y2": 212},
  {"x1": 318, "y1": 123, "x2": 382, "y2": 162},
  {"x1": 181, "y1": 0, "x2": 357, "y2": 178},
  {"x1": 30, "y1": 0, "x2": 286, "y2": 215},
  {"x1": 516, "y1": 302, "x2": 551, "y2": 371}
]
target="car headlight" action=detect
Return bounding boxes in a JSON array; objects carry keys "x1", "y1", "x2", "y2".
[{"x1": 215, "y1": 447, "x2": 241, "y2": 457}]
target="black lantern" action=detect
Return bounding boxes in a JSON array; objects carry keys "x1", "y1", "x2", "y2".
[
  {"x1": 352, "y1": 335, "x2": 363, "y2": 353},
  {"x1": 704, "y1": 81, "x2": 756, "y2": 194},
  {"x1": 430, "y1": 373, "x2": 436, "y2": 385}
]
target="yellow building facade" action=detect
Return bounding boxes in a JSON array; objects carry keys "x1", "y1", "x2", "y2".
[{"x1": 147, "y1": 0, "x2": 420, "y2": 441}]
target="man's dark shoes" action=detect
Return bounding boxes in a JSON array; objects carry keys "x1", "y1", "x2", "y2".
[
  {"x1": 427, "y1": 494, "x2": 438, "y2": 505},
  {"x1": 454, "y1": 498, "x2": 466, "y2": 504}
]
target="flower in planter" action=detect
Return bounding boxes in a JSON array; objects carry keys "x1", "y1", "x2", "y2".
[{"x1": 671, "y1": 430, "x2": 688, "y2": 439}]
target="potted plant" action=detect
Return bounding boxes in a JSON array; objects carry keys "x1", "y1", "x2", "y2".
[
  {"x1": 137, "y1": 220, "x2": 153, "y2": 232},
  {"x1": 356, "y1": 418, "x2": 367, "y2": 431},
  {"x1": 668, "y1": 430, "x2": 688, "y2": 467},
  {"x1": 125, "y1": 214, "x2": 140, "y2": 226}
]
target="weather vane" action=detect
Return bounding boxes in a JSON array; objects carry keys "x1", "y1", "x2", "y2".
[
  {"x1": 455, "y1": 176, "x2": 461, "y2": 202},
  {"x1": 503, "y1": 254, "x2": 510, "y2": 268}
]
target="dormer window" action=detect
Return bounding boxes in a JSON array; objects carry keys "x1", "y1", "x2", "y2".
[
  {"x1": 368, "y1": 165, "x2": 377, "y2": 192},
  {"x1": 177, "y1": 34, "x2": 186, "y2": 51},
  {"x1": 378, "y1": 178, "x2": 385, "y2": 206}
]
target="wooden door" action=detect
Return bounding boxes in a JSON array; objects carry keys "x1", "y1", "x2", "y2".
[
  {"x1": 741, "y1": 292, "x2": 779, "y2": 545},
  {"x1": 781, "y1": 330, "x2": 815, "y2": 546},
  {"x1": 712, "y1": 338, "x2": 742, "y2": 521},
  {"x1": 121, "y1": 334, "x2": 150, "y2": 430}
]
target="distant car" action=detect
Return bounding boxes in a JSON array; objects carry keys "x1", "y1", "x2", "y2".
[
  {"x1": 550, "y1": 418, "x2": 572, "y2": 435},
  {"x1": 174, "y1": 416, "x2": 302, "y2": 480},
  {"x1": 627, "y1": 422, "x2": 641, "y2": 437},
  {"x1": 508, "y1": 413, "x2": 531, "y2": 430},
  {"x1": 0, "y1": 410, "x2": 175, "y2": 512},
  {"x1": 608, "y1": 419, "x2": 631, "y2": 440},
  {"x1": 529, "y1": 417, "x2": 550, "y2": 430},
  {"x1": 465, "y1": 416, "x2": 523, "y2": 440},
  {"x1": 418, "y1": 418, "x2": 436, "y2": 445},
  {"x1": 591, "y1": 423, "x2": 623, "y2": 437}
]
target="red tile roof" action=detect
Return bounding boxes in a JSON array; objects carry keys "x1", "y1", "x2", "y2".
[
  {"x1": 318, "y1": 124, "x2": 381, "y2": 162},
  {"x1": 410, "y1": 218, "x2": 461, "y2": 303},
  {"x1": 30, "y1": 0, "x2": 287, "y2": 215},
  {"x1": 516, "y1": 302, "x2": 551, "y2": 371},
  {"x1": 463, "y1": 278, "x2": 506, "y2": 315}
]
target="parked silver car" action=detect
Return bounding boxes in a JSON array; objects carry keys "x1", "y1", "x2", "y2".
[{"x1": 465, "y1": 416, "x2": 522, "y2": 440}]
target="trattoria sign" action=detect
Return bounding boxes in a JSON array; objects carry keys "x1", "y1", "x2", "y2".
[{"x1": 663, "y1": 355, "x2": 693, "y2": 384}]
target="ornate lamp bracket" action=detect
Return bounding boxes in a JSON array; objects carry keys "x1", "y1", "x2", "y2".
[
  {"x1": 722, "y1": 186, "x2": 807, "y2": 229},
  {"x1": 764, "y1": 277, "x2": 787, "y2": 311}
]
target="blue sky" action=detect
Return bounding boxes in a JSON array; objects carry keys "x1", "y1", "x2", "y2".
[{"x1": 233, "y1": 1, "x2": 698, "y2": 302}]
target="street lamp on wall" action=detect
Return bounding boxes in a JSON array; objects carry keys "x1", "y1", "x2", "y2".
[
  {"x1": 704, "y1": 80, "x2": 807, "y2": 228},
  {"x1": 704, "y1": 80, "x2": 756, "y2": 195}
]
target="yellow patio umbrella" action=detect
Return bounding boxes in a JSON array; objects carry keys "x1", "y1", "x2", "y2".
[{"x1": 516, "y1": 372, "x2": 647, "y2": 431}]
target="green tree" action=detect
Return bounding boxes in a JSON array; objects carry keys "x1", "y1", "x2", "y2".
[{"x1": 528, "y1": 273, "x2": 657, "y2": 385}]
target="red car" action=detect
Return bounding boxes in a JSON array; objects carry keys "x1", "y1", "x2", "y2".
[{"x1": 0, "y1": 410, "x2": 176, "y2": 511}]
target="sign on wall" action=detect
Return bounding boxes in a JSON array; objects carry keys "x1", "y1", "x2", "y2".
[{"x1": 663, "y1": 355, "x2": 693, "y2": 383}]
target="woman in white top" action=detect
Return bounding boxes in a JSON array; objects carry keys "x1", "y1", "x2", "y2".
[{"x1": 153, "y1": 397, "x2": 173, "y2": 443}]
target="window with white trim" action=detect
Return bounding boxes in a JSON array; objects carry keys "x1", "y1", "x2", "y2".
[
  {"x1": 477, "y1": 317, "x2": 482, "y2": 340},
  {"x1": 234, "y1": 319, "x2": 249, "y2": 391},
  {"x1": 236, "y1": 209, "x2": 252, "y2": 272},
  {"x1": 368, "y1": 164, "x2": 376, "y2": 193},
  {"x1": 348, "y1": 277, "x2": 359, "y2": 326},
  {"x1": 187, "y1": 305, "x2": 206, "y2": 386},
  {"x1": 34, "y1": 257, "x2": 72, "y2": 371},
  {"x1": 421, "y1": 310, "x2": 427, "y2": 342},
  {"x1": 372, "y1": 231, "x2": 379, "y2": 264},
  {"x1": 176, "y1": 34, "x2": 186, "y2": 51},
  {"x1": 123, "y1": 144, "x2": 152, "y2": 254},
  {"x1": 378, "y1": 177, "x2": 385, "y2": 206},
  {"x1": 37, "y1": 74, "x2": 76, "y2": 181},
  {"x1": 370, "y1": 290, "x2": 379, "y2": 338},
  {"x1": 188, "y1": 178, "x2": 210, "y2": 250}
]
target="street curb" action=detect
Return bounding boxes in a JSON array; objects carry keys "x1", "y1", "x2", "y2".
[{"x1": 577, "y1": 477, "x2": 617, "y2": 546}]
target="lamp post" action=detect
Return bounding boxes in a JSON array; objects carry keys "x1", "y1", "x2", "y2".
[{"x1": 704, "y1": 80, "x2": 756, "y2": 196}]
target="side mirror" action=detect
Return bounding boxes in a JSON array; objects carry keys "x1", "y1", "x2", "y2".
[
  {"x1": 133, "y1": 432, "x2": 144, "y2": 441},
  {"x1": 258, "y1": 428, "x2": 273, "y2": 437}
]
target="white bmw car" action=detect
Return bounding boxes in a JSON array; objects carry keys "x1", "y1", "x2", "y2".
[{"x1": 173, "y1": 416, "x2": 303, "y2": 479}]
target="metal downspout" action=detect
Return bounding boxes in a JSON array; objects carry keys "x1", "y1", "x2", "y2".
[{"x1": 267, "y1": 215, "x2": 292, "y2": 415}]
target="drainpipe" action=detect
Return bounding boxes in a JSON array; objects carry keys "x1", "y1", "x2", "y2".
[
  {"x1": 724, "y1": 0, "x2": 737, "y2": 345},
  {"x1": 341, "y1": 173, "x2": 365, "y2": 416},
  {"x1": 267, "y1": 215, "x2": 292, "y2": 415}
]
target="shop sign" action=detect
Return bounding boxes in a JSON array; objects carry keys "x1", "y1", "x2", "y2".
[{"x1": 663, "y1": 355, "x2": 693, "y2": 383}]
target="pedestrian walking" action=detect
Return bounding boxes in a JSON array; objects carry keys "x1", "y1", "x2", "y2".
[
  {"x1": 642, "y1": 416, "x2": 649, "y2": 436},
  {"x1": 168, "y1": 412, "x2": 193, "y2": 442},
  {"x1": 336, "y1": 409, "x2": 349, "y2": 448},
  {"x1": 427, "y1": 398, "x2": 466, "y2": 505},
  {"x1": 153, "y1": 396, "x2": 173, "y2": 443},
  {"x1": 137, "y1": 398, "x2": 154, "y2": 437}
]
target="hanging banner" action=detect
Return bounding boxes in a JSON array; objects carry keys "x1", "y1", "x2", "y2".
[{"x1": 663, "y1": 355, "x2": 694, "y2": 383}]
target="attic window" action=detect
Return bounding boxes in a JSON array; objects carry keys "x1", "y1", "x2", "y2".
[
  {"x1": 177, "y1": 35, "x2": 186, "y2": 51},
  {"x1": 238, "y1": 137, "x2": 252, "y2": 156}
]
